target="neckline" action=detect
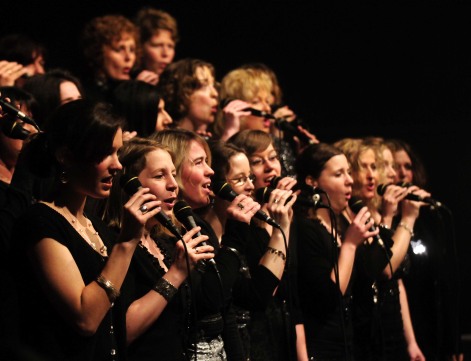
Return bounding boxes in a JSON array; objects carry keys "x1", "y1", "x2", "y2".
[{"x1": 41, "y1": 201, "x2": 108, "y2": 256}]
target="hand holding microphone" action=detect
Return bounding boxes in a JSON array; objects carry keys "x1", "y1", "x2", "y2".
[
  {"x1": 377, "y1": 182, "x2": 439, "y2": 207},
  {"x1": 120, "y1": 174, "x2": 183, "y2": 239},
  {"x1": 173, "y1": 200, "x2": 217, "y2": 267},
  {"x1": 348, "y1": 197, "x2": 382, "y2": 247},
  {"x1": 0, "y1": 96, "x2": 40, "y2": 131},
  {"x1": 212, "y1": 179, "x2": 280, "y2": 228}
]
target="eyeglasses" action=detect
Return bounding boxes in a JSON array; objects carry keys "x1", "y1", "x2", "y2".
[
  {"x1": 250, "y1": 153, "x2": 279, "y2": 167},
  {"x1": 227, "y1": 174, "x2": 256, "y2": 187}
]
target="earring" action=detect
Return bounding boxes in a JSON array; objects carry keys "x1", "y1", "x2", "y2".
[{"x1": 59, "y1": 170, "x2": 69, "y2": 184}]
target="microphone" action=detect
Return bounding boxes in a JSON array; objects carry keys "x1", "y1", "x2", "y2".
[
  {"x1": 173, "y1": 200, "x2": 217, "y2": 267},
  {"x1": 0, "y1": 97, "x2": 40, "y2": 131},
  {"x1": 119, "y1": 174, "x2": 183, "y2": 238},
  {"x1": 272, "y1": 117, "x2": 312, "y2": 144},
  {"x1": 255, "y1": 186, "x2": 325, "y2": 208},
  {"x1": 212, "y1": 179, "x2": 281, "y2": 229},
  {"x1": 0, "y1": 115, "x2": 31, "y2": 140},
  {"x1": 269, "y1": 176, "x2": 326, "y2": 196},
  {"x1": 377, "y1": 182, "x2": 441, "y2": 207},
  {"x1": 219, "y1": 98, "x2": 275, "y2": 119},
  {"x1": 269, "y1": 176, "x2": 300, "y2": 192},
  {"x1": 348, "y1": 196, "x2": 384, "y2": 246}
]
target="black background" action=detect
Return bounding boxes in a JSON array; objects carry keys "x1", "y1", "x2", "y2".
[{"x1": 3, "y1": 0, "x2": 470, "y2": 341}]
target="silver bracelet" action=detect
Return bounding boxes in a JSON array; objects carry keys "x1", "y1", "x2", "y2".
[
  {"x1": 96, "y1": 274, "x2": 120, "y2": 304},
  {"x1": 153, "y1": 277, "x2": 178, "y2": 302},
  {"x1": 398, "y1": 222, "x2": 414, "y2": 238}
]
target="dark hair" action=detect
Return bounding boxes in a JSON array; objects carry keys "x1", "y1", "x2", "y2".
[
  {"x1": 0, "y1": 33, "x2": 46, "y2": 66},
  {"x1": 157, "y1": 58, "x2": 216, "y2": 122},
  {"x1": 209, "y1": 140, "x2": 246, "y2": 182},
  {"x1": 22, "y1": 68, "x2": 84, "y2": 126},
  {"x1": 228, "y1": 129, "x2": 273, "y2": 156},
  {"x1": 134, "y1": 7, "x2": 179, "y2": 44},
  {"x1": 23, "y1": 99, "x2": 124, "y2": 179},
  {"x1": 111, "y1": 80, "x2": 161, "y2": 137},
  {"x1": 295, "y1": 142, "x2": 343, "y2": 184},
  {"x1": 385, "y1": 138, "x2": 428, "y2": 188},
  {"x1": 0, "y1": 86, "x2": 36, "y2": 115}
]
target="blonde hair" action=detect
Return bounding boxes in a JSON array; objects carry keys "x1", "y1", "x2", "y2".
[
  {"x1": 214, "y1": 67, "x2": 273, "y2": 137},
  {"x1": 150, "y1": 128, "x2": 211, "y2": 196}
]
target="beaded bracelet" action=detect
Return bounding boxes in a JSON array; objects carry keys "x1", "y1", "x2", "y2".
[
  {"x1": 96, "y1": 275, "x2": 120, "y2": 303},
  {"x1": 153, "y1": 277, "x2": 178, "y2": 302},
  {"x1": 398, "y1": 222, "x2": 415, "y2": 238},
  {"x1": 266, "y1": 246, "x2": 286, "y2": 262}
]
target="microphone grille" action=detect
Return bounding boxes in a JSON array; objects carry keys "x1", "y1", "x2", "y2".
[
  {"x1": 173, "y1": 200, "x2": 192, "y2": 218},
  {"x1": 120, "y1": 174, "x2": 141, "y2": 195},
  {"x1": 269, "y1": 176, "x2": 282, "y2": 188},
  {"x1": 376, "y1": 183, "x2": 389, "y2": 196},
  {"x1": 212, "y1": 179, "x2": 231, "y2": 197},
  {"x1": 254, "y1": 187, "x2": 272, "y2": 204},
  {"x1": 348, "y1": 196, "x2": 365, "y2": 214}
]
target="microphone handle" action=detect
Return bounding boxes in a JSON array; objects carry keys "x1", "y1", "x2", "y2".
[
  {"x1": 274, "y1": 118, "x2": 312, "y2": 144},
  {"x1": 0, "y1": 97, "x2": 40, "y2": 130}
]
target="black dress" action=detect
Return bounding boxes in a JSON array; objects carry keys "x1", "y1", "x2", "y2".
[
  {"x1": 352, "y1": 227, "x2": 408, "y2": 361},
  {"x1": 9, "y1": 203, "x2": 126, "y2": 361},
  {"x1": 122, "y1": 234, "x2": 190, "y2": 361},
  {"x1": 297, "y1": 215, "x2": 391, "y2": 361},
  {"x1": 232, "y1": 219, "x2": 300, "y2": 361},
  {"x1": 296, "y1": 216, "x2": 354, "y2": 361},
  {"x1": 196, "y1": 215, "x2": 284, "y2": 361},
  {"x1": 398, "y1": 208, "x2": 462, "y2": 360}
]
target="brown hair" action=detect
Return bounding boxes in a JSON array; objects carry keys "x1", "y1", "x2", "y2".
[
  {"x1": 157, "y1": 58, "x2": 216, "y2": 123},
  {"x1": 81, "y1": 14, "x2": 141, "y2": 78},
  {"x1": 103, "y1": 136, "x2": 178, "y2": 236},
  {"x1": 134, "y1": 7, "x2": 179, "y2": 44},
  {"x1": 228, "y1": 129, "x2": 273, "y2": 157}
]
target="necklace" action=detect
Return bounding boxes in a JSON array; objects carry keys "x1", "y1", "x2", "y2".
[
  {"x1": 60, "y1": 206, "x2": 108, "y2": 255},
  {"x1": 315, "y1": 216, "x2": 342, "y2": 247}
]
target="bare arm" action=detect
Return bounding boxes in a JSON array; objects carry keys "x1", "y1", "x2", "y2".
[{"x1": 398, "y1": 279, "x2": 425, "y2": 361}]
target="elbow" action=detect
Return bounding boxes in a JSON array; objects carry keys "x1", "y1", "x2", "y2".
[
  {"x1": 75, "y1": 319, "x2": 100, "y2": 337},
  {"x1": 382, "y1": 267, "x2": 394, "y2": 280}
]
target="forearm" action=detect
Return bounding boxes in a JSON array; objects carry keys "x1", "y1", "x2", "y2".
[
  {"x1": 259, "y1": 230, "x2": 288, "y2": 280},
  {"x1": 330, "y1": 242, "x2": 356, "y2": 294},
  {"x1": 295, "y1": 323, "x2": 309, "y2": 361},
  {"x1": 387, "y1": 218, "x2": 415, "y2": 277}
]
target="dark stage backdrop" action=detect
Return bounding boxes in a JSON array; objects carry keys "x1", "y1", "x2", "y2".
[{"x1": 3, "y1": 0, "x2": 470, "y2": 345}]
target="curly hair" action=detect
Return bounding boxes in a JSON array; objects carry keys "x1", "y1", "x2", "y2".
[
  {"x1": 80, "y1": 14, "x2": 141, "y2": 78},
  {"x1": 214, "y1": 67, "x2": 273, "y2": 138},
  {"x1": 157, "y1": 58, "x2": 216, "y2": 123}
]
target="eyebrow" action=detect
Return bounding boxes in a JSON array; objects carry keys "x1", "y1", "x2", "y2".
[{"x1": 190, "y1": 156, "x2": 205, "y2": 163}]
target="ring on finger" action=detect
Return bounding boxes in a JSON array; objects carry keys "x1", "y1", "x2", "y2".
[
  {"x1": 139, "y1": 204, "x2": 149, "y2": 214},
  {"x1": 237, "y1": 202, "x2": 245, "y2": 210},
  {"x1": 273, "y1": 198, "x2": 280, "y2": 204},
  {"x1": 195, "y1": 247, "x2": 199, "y2": 253}
]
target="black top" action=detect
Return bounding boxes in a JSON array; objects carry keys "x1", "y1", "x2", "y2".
[
  {"x1": 352, "y1": 227, "x2": 408, "y2": 361},
  {"x1": 195, "y1": 214, "x2": 283, "y2": 361},
  {"x1": 399, "y1": 207, "x2": 462, "y2": 359},
  {"x1": 238, "y1": 218, "x2": 301, "y2": 361},
  {"x1": 297, "y1": 215, "x2": 391, "y2": 361},
  {"x1": 122, "y1": 234, "x2": 189, "y2": 361},
  {"x1": 9, "y1": 203, "x2": 126, "y2": 361}
]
